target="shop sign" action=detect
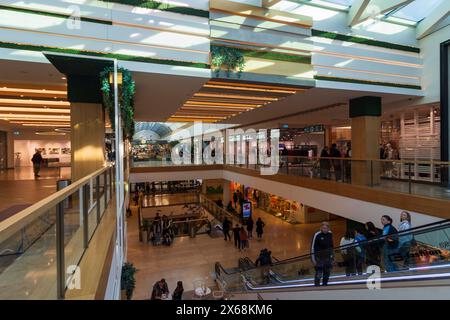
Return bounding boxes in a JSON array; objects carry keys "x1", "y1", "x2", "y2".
[{"x1": 302, "y1": 125, "x2": 324, "y2": 133}]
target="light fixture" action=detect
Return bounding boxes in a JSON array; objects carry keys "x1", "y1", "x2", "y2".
[
  {"x1": 24, "y1": 123, "x2": 70, "y2": 127},
  {"x1": 109, "y1": 72, "x2": 123, "y2": 85},
  {"x1": 0, "y1": 107, "x2": 69, "y2": 114},
  {"x1": 35, "y1": 131, "x2": 66, "y2": 136}
]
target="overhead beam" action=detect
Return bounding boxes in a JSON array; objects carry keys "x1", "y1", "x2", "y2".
[
  {"x1": 416, "y1": 1, "x2": 450, "y2": 39},
  {"x1": 349, "y1": 0, "x2": 413, "y2": 27},
  {"x1": 262, "y1": 0, "x2": 282, "y2": 8},
  {"x1": 348, "y1": 0, "x2": 371, "y2": 27},
  {"x1": 361, "y1": 0, "x2": 413, "y2": 23}
]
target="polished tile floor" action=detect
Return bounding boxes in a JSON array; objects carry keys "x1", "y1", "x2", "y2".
[
  {"x1": 0, "y1": 167, "x2": 70, "y2": 213},
  {"x1": 126, "y1": 194, "x2": 346, "y2": 300}
]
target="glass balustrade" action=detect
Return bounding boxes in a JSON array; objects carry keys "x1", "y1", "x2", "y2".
[{"x1": 0, "y1": 166, "x2": 115, "y2": 299}]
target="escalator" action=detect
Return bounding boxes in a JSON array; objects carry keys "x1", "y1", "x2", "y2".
[{"x1": 215, "y1": 219, "x2": 450, "y2": 293}]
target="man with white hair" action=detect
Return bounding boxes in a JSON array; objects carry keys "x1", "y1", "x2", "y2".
[{"x1": 311, "y1": 221, "x2": 334, "y2": 286}]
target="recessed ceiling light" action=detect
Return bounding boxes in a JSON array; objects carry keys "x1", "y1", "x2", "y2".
[{"x1": 61, "y1": 77, "x2": 66, "y2": 80}]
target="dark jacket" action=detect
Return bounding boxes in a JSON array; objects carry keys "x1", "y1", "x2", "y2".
[
  {"x1": 151, "y1": 282, "x2": 169, "y2": 300},
  {"x1": 311, "y1": 231, "x2": 334, "y2": 264},
  {"x1": 320, "y1": 149, "x2": 331, "y2": 169},
  {"x1": 256, "y1": 220, "x2": 265, "y2": 234},
  {"x1": 246, "y1": 219, "x2": 254, "y2": 231},
  {"x1": 172, "y1": 288, "x2": 183, "y2": 300},
  {"x1": 255, "y1": 250, "x2": 272, "y2": 266},
  {"x1": 381, "y1": 224, "x2": 399, "y2": 249},
  {"x1": 31, "y1": 153, "x2": 43, "y2": 165},
  {"x1": 222, "y1": 219, "x2": 231, "y2": 231},
  {"x1": 232, "y1": 227, "x2": 241, "y2": 239}
]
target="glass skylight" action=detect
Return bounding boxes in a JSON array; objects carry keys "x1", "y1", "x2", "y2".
[{"x1": 389, "y1": 0, "x2": 444, "y2": 22}]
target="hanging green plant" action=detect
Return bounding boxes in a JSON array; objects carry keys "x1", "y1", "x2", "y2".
[
  {"x1": 211, "y1": 46, "x2": 245, "y2": 78},
  {"x1": 100, "y1": 66, "x2": 136, "y2": 140}
]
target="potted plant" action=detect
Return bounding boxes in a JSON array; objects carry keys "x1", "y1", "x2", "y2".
[{"x1": 121, "y1": 262, "x2": 138, "y2": 300}]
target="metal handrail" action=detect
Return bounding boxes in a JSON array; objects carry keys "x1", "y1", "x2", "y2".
[{"x1": 0, "y1": 165, "x2": 112, "y2": 243}]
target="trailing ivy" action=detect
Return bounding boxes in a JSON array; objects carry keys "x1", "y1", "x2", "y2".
[
  {"x1": 242, "y1": 49, "x2": 311, "y2": 64},
  {"x1": 311, "y1": 29, "x2": 420, "y2": 53},
  {"x1": 103, "y1": 0, "x2": 209, "y2": 18},
  {"x1": 100, "y1": 67, "x2": 136, "y2": 140},
  {"x1": 211, "y1": 46, "x2": 245, "y2": 78}
]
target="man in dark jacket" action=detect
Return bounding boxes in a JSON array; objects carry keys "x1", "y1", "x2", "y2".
[
  {"x1": 330, "y1": 143, "x2": 342, "y2": 181},
  {"x1": 311, "y1": 222, "x2": 334, "y2": 286},
  {"x1": 319, "y1": 147, "x2": 331, "y2": 179},
  {"x1": 232, "y1": 224, "x2": 241, "y2": 249},
  {"x1": 31, "y1": 150, "x2": 43, "y2": 178},
  {"x1": 222, "y1": 217, "x2": 231, "y2": 241}
]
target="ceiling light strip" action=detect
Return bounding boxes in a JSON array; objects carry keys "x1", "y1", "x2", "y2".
[
  {"x1": 0, "y1": 107, "x2": 70, "y2": 114},
  {"x1": 193, "y1": 93, "x2": 279, "y2": 101}
]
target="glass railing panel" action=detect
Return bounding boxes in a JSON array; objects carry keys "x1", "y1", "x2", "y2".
[
  {"x1": 0, "y1": 207, "x2": 57, "y2": 299},
  {"x1": 63, "y1": 189, "x2": 84, "y2": 286}
]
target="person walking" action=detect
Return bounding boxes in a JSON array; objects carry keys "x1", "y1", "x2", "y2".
[
  {"x1": 339, "y1": 230, "x2": 355, "y2": 276},
  {"x1": 354, "y1": 228, "x2": 367, "y2": 275},
  {"x1": 222, "y1": 217, "x2": 231, "y2": 241},
  {"x1": 31, "y1": 149, "x2": 43, "y2": 178},
  {"x1": 365, "y1": 221, "x2": 381, "y2": 267},
  {"x1": 398, "y1": 211, "x2": 413, "y2": 270},
  {"x1": 239, "y1": 227, "x2": 249, "y2": 251},
  {"x1": 255, "y1": 248, "x2": 272, "y2": 284},
  {"x1": 344, "y1": 141, "x2": 352, "y2": 182},
  {"x1": 172, "y1": 281, "x2": 184, "y2": 300},
  {"x1": 256, "y1": 217, "x2": 265, "y2": 240},
  {"x1": 330, "y1": 143, "x2": 342, "y2": 182},
  {"x1": 381, "y1": 215, "x2": 399, "y2": 272},
  {"x1": 319, "y1": 147, "x2": 331, "y2": 180},
  {"x1": 311, "y1": 222, "x2": 334, "y2": 286},
  {"x1": 232, "y1": 224, "x2": 241, "y2": 249},
  {"x1": 246, "y1": 217, "x2": 254, "y2": 240}
]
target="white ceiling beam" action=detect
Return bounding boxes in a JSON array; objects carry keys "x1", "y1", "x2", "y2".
[
  {"x1": 416, "y1": 0, "x2": 450, "y2": 39},
  {"x1": 358, "y1": 0, "x2": 413, "y2": 23},
  {"x1": 262, "y1": 0, "x2": 282, "y2": 8},
  {"x1": 348, "y1": 0, "x2": 371, "y2": 26}
]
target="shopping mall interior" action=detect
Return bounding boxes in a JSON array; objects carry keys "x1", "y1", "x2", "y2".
[{"x1": 0, "y1": 0, "x2": 449, "y2": 301}]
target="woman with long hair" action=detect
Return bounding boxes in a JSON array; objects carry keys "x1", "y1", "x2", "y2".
[
  {"x1": 398, "y1": 211, "x2": 413, "y2": 269},
  {"x1": 172, "y1": 281, "x2": 184, "y2": 300},
  {"x1": 365, "y1": 221, "x2": 381, "y2": 267}
]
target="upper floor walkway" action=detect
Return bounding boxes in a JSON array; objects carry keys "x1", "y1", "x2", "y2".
[{"x1": 130, "y1": 157, "x2": 450, "y2": 226}]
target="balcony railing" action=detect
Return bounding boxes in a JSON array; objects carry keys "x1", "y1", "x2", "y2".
[
  {"x1": 131, "y1": 156, "x2": 450, "y2": 202},
  {"x1": 0, "y1": 165, "x2": 115, "y2": 300}
]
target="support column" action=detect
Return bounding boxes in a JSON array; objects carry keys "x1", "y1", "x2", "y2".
[
  {"x1": 349, "y1": 96, "x2": 381, "y2": 186},
  {"x1": 6, "y1": 131, "x2": 14, "y2": 169},
  {"x1": 298, "y1": 204, "x2": 330, "y2": 224},
  {"x1": 222, "y1": 179, "x2": 231, "y2": 205},
  {"x1": 71, "y1": 102, "x2": 105, "y2": 181}
]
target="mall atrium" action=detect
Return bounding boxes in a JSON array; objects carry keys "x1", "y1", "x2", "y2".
[{"x1": 0, "y1": 0, "x2": 449, "y2": 300}]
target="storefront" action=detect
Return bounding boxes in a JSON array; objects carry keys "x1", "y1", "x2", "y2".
[
  {"x1": 381, "y1": 105, "x2": 441, "y2": 182},
  {"x1": 279, "y1": 125, "x2": 325, "y2": 158}
]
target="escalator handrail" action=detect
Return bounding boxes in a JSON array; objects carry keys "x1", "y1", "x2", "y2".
[
  {"x1": 271, "y1": 219, "x2": 450, "y2": 266},
  {"x1": 215, "y1": 219, "x2": 450, "y2": 277}
]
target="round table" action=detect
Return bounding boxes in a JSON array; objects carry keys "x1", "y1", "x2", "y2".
[{"x1": 195, "y1": 287, "x2": 211, "y2": 297}]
